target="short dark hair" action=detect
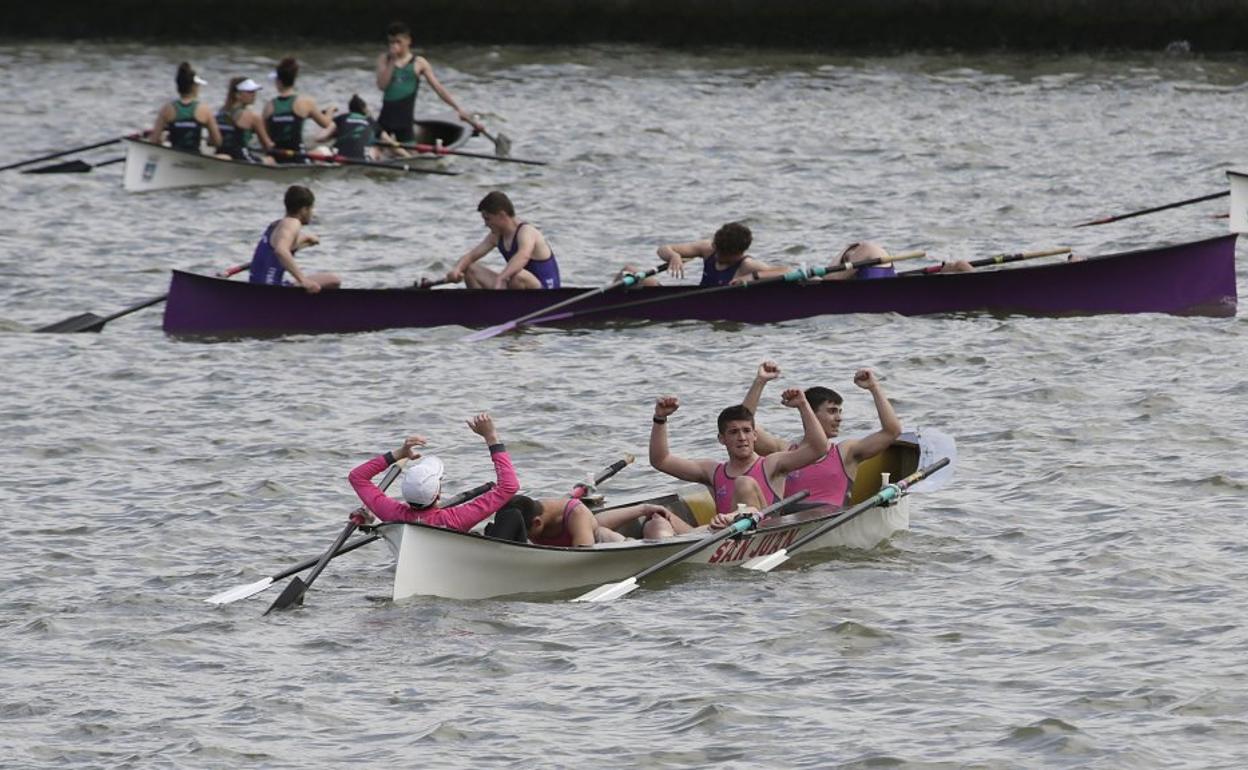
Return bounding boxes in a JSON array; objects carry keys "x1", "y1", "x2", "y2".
[
  {"x1": 387, "y1": 21, "x2": 411, "y2": 38},
  {"x1": 712, "y1": 222, "x2": 752, "y2": 257},
  {"x1": 348, "y1": 94, "x2": 367, "y2": 114},
  {"x1": 477, "y1": 190, "x2": 515, "y2": 217},
  {"x1": 805, "y1": 386, "x2": 843, "y2": 411},
  {"x1": 284, "y1": 185, "x2": 314, "y2": 215},
  {"x1": 275, "y1": 57, "x2": 299, "y2": 88},
  {"x1": 717, "y1": 404, "x2": 755, "y2": 434},
  {"x1": 175, "y1": 62, "x2": 197, "y2": 96}
]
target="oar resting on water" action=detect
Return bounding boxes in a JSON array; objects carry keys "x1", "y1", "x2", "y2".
[
  {"x1": 36, "y1": 262, "x2": 249, "y2": 333},
  {"x1": 23, "y1": 156, "x2": 125, "y2": 174},
  {"x1": 0, "y1": 136, "x2": 126, "y2": 173}
]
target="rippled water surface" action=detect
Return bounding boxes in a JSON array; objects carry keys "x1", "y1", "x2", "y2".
[{"x1": 2, "y1": 43, "x2": 1247, "y2": 768}]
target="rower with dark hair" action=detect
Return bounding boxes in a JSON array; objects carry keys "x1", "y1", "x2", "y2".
[
  {"x1": 618, "y1": 222, "x2": 781, "y2": 287},
  {"x1": 317, "y1": 94, "x2": 391, "y2": 160},
  {"x1": 214, "y1": 77, "x2": 275, "y2": 163},
  {"x1": 490, "y1": 495, "x2": 674, "y2": 546},
  {"x1": 645, "y1": 386, "x2": 827, "y2": 537},
  {"x1": 742, "y1": 361, "x2": 902, "y2": 507},
  {"x1": 249, "y1": 185, "x2": 341, "y2": 293},
  {"x1": 445, "y1": 190, "x2": 562, "y2": 289},
  {"x1": 149, "y1": 62, "x2": 223, "y2": 153},
  {"x1": 377, "y1": 21, "x2": 486, "y2": 143},
  {"x1": 262, "y1": 57, "x2": 335, "y2": 160}
]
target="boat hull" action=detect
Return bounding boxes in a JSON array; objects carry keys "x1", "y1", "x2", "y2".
[
  {"x1": 378, "y1": 498, "x2": 910, "y2": 601},
  {"x1": 123, "y1": 119, "x2": 466, "y2": 192},
  {"x1": 163, "y1": 235, "x2": 1239, "y2": 335}
]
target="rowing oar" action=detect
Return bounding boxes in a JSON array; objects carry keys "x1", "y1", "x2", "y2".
[
  {"x1": 569, "y1": 453, "x2": 635, "y2": 500},
  {"x1": 267, "y1": 148, "x2": 459, "y2": 176},
  {"x1": 741, "y1": 457, "x2": 949, "y2": 573},
  {"x1": 389, "y1": 141, "x2": 545, "y2": 166},
  {"x1": 412, "y1": 277, "x2": 453, "y2": 289},
  {"x1": 523, "y1": 250, "x2": 927, "y2": 330},
  {"x1": 36, "y1": 263, "x2": 249, "y2": 333},
  {"x1": 463, "y1": 258, "x2": 693, "y2": 342},
  {"x1": 471, "y1": 121, "x2": 512, "y2": 158},
  {"x1": 209, "y1": 476, "x2": 494, "y2": 606},
  {"x1": 1073, "y1": 190, "x2": 1228, "y2": 228},
  {"x1": 572, "y1": 491, "x2": 809, "y2": 603},
  {"x1": 0, "y1": 137, "x2": 124, "y2": 173},
  {"x1": 23, "y1": 156, "x2": 125, "y2": 174},
  {"x1": 898, "y1": 247, "x2": 1071, "y2": 276}
]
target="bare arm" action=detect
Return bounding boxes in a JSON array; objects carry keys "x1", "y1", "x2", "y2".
[
  {"x1": 494, "y1": 227, "x2": 538, "y2": 287},
  {"x1": 657, "y1": 238, "x2": 713, "y2": 279},
  {"x1": 244, "y1": 111, "x2": 275, "y2": 150},
  {"x1": 842, "y1": 369, "x2": 903, "y2": 466},
  {"x1": 446, "y1": 234, "x2": 498, "y2": 282},
  {"x1": 741, "y1": 361, "x2": 787, "y2": 455},
  {"x1": 767, "y1": 388, "x2": 828, "y2": 476},
  {"x1": 270, "y1": 218, "x2": 317, "y2": 292},
  {"x1": 416, "y1": 56, "x2": 483, "y2": 131},
  {"x1": 149, "y1": 103, "x2": 173, "y2": 145},
  {"x1": 199, "y1": 105, "x2": 223, "y2": 149},
  {"x1": 566, "y1": 504, "x2": 599, "y2": 547},
  {"x1": 299, "y1": 96, "x2": 335, "y2": 130},
  {"x1": 376, "y1": 51, "x2": 396, "y2": 90},
  {"x1": 649, "y1": 396, "x2": 716, "y2": 484}
]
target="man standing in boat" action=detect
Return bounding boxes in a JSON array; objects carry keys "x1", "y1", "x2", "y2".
[
  {"x1": 445, "y1": 191, "x2": 562, "y2": 289},
  {"x1": 645, "y1": 387, "x2": 827, "y2": 537},
  {"x1": 377, "y1": 21, "x2": 486, "y2": 145},
  {"x1": 619, "y1": 222, "x2": 780, "y2": 286},
  {"x1": 249, "y1": 185, "x2": 341, "y2": 293},
  {"x1": 348, "y1": 413, "x2": 520, "y2": 531},
  {"x1": 148, "y1": 62, "x2": 223, "y2": 153},
  {"x1": 263, "y1": 57, "x2": 336, "y2": 160},
  {"x1": 743, "y1": 362, "x2": 902, "y2": 507}
]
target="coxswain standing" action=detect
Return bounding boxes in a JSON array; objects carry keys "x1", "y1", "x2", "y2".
[
  {"x1": 262, "y1": 57, "x2": 335, "y2": 161},
  {"x1": 149, "y1": 62, "x2": 223, "y2": 153},
  {"x1": 376, "y1": 21, "x2": 487, "y2": 148}
]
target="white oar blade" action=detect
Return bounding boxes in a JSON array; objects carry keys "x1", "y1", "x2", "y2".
[
  {"x1": 909, "y1": 428, "x2": 957, "y2": 493},
  {"x1": 463, "y1": 321, "x2": 515, "y2": 342},
  {"x1": 571, "y1": 577, "x2": 638, "y2": 603},
  {"x1": 741, "y1": 549, "x2": 791, "y2": 573},
  {"x1": 205, "y1": 577, "x2": 273, "y2": 605}
]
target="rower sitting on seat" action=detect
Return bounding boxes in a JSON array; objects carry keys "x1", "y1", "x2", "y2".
[
  {"x1": 263, "y1": 57, "x2": 336, "y2": 162},
  {"x1": 149, "y1": 62, "x2": 223, "y2": 153},
  {"x1": 214, "y1": 77, "x2": 275, "y2": 164},
  {"x1": 822, "y1": 241, "x2": 971, "y2": 280},
  {"x1": 316, "y1": 94, "x2": 399, "y2": 161},
  {"x1": 490, "y1": 495, "x2": 675, "y2": 546},
  {"x1": 249, "y1": 185, "x2": 341, "y2": 293},
  {"x1": 348, "y1": 413, "x2": 520, "y2": 531},
  {"x1": 445, "y1": 191, "x2": 562, "y2": 289},
  {"x1": 619, "y1": 222, "x2": 780, "y2": 287},
  {"x1": 645, "y1": 387, "x2": 827, "y2": 538},
  {"x1": 743, "y1": 361, "x2": 902, "y2": 507}
]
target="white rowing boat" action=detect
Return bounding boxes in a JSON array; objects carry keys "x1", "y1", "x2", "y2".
[
  {"x1": 121, "y1": 118, "x2": 469, "y2": 192},
  {"x1": 372, "y1": 433, "x2": 950, "y2": 600}
]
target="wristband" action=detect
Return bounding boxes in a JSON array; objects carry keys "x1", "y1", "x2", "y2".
[
  {"x1": 488, "y1": 442, "x2": 506, "y2": 453},
  {"x1": 652, "y1": 416, "x2": 667, "y2": 424},
  {"x1": 383, "y1": 451, "x2": 397, "y2": 465}
]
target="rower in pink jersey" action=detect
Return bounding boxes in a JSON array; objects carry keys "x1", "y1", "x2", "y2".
[
  {"x1": 348, "y1": 412, "x2": 520, "y2": 530},
  {"x1": 646, "y1": 387, "x2": 827, "y2": 538},
  {"x1": 743, "y1": 361, "x2": 902, "y2": 507}
]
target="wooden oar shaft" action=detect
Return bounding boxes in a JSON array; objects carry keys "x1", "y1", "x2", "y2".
[
  {"x1": 1, "y1": 136, "x2": 123, "y2": 172},
  {"x1": 899, "y1": 247, "x2": 1071, "y2": 276},
  {"x1": 1074, "y1": 190, "x2": 1228, "y2": 227}
]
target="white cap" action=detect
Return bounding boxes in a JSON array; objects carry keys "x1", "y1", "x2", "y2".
[
  {"x1": 236, "y1": 78, "x2": 262, "y2": 92},
  {"x1": 193, "y1": 74, "x2": 207, "y2": 86},
  {"x1": 401, "y1": 456, "x2": 444, "y2": 507}
]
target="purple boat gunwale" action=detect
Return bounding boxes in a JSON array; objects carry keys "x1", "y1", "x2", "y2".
[{"x1": 162, "y1": 234, "x2": 1238, "y2": 337}]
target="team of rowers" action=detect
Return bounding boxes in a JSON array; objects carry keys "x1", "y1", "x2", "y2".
[
  {"x1": 148, "y1": 22, "x2": 485, "y2": 163},
  {"x1": 247, "y1": 184, "x2": 976, "y2": 294},
  {"x1": 347, "y1": 360, "x2": 903, "y2": 548}
]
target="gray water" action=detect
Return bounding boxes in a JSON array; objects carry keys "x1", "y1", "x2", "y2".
[{"x1": 1, "y1": 44, "x2": 1247, "y2": 769}]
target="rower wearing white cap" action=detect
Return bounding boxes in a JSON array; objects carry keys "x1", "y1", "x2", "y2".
[
  {"x1": 347, "y1": 413, "x2": 521, "y2": 532},
  {"x1": 149, "y1": 62, "x2": 223, "y2": 153},
  {"x1": 214, "y1": 77, "x2": 276, "y2": 164}
]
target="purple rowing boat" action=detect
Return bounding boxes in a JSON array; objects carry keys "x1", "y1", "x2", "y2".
[{"x1": 162, "y1": 235, "x2": 1238, "y2": 336}]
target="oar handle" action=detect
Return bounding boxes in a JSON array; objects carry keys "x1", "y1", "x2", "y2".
[
  {"x1": 441, "y1": 481, "x2": 495, "y2": 508},
  {"x1": 570, "y1": 454, "x2": 636, "y2": 498},
  {"x1": 807, "y1": 250, "x2": 926, "y2": 279},
  {"x1": 1074, "y1": 190, "x2": 1228, "y2": 227}
]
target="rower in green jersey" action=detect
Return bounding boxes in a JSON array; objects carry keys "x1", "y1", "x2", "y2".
[
  {"x1": 262, "y1": 57, "x2": 336, "y2": 160},
  {"x1": 376, "y1": 21, "x2": 487, "y2": 147},
  {"x1": 315, "y1": 94, "x2": 401, "y2": 160},
  {"x1": 213, "y1": 77, "x2": 276, "y2": 164},
  {"x1": 148, "y1": 62, "x2": 223, "y2": 153}
]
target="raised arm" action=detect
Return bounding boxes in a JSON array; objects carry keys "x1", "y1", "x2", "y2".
[
  {"x1": 741, "y1": 360, "x2": 787, "y2": 455},
  {"x1": 416, "y1": 56, "x2": 485, "y2": 132},
  {"x1": 347, "y1": 434, "x2": 426, "y2": 523},
  {"x1": 842, "y1": 369, "x2": 902, "y2": 465},
  {"x1": 766, "y1": 388, "x2": 828, "y2": 475},
  {"x1": 376, "y1": 51, "x2": 396, "y2": 90},
  {"x1": 422, "y1": 412, "x2": 521, "y2": 532},
  {"x1": 649, "y1": 396, "x2": 716, "y2": 484},
  {"x1": 657, "y1": 238, "x2": 712, "y2": 279}
]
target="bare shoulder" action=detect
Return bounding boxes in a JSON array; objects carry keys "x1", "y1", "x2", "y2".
[{"x1": 414, "y1": 55, "x2": 432, "y2": 72}]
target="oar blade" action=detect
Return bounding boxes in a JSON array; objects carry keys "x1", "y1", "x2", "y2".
[
  {"x1": 23, "y1": 159, "x2": 93, "y2": 174},
  {"x1": 741, "y1": 549, "x2": 791, "y2": 573},
  {"x1": 34, "y1": 313, "x2": 106, "y2": 334},
  {"x1": 206, "y1": 577, "x2": 273, "y2": 605},
  {"x1": 493, "y1": 132, "x2": 513, "y2": 158},
  {"x1": 463, "y1": 320, "x2": 517, "y2": 342},
  {"x1": 571, "y1": 577, "x2": 639, "y2": 603},
  {"x1": 264, "y1": 576, "x2": 308, "y2": 615}
]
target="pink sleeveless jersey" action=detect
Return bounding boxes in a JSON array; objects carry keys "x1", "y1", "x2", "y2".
[
  {"x1": 784, "y1": 441, "x2": 852, "y2": 507},
  {"x1": 711, "y1": 457, "x2": 779, "y2": 514},
  {"x1": 530, "y1": 497, "x2": 582, "y2": 547}
]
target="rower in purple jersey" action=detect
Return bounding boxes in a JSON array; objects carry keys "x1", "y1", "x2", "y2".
[
  {"x1": 444, "y1": 191, "x2": 562, "y2": 289},
  {"x1": 616, "y1": 222, "x2": 780, "y2": 287},
  {"x1": 823, "y1": 241, "x2": 973, "y2": 279},
  {"x1": 248, "y1": 185, "x2": 341, "y2": 293}
]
